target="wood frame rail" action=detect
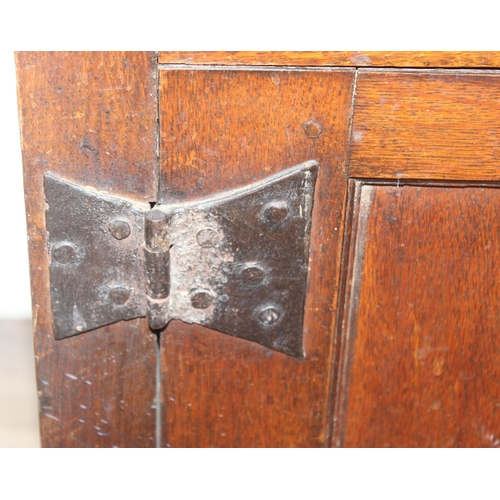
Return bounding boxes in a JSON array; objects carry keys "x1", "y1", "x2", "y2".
[{"x1": 159, "y1": 51, "x2": 500, "y2": 69}]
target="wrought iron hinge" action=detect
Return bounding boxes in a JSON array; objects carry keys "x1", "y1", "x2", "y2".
[{"x1": 44, "y1": 161, "x2": 318, "y2": 358}]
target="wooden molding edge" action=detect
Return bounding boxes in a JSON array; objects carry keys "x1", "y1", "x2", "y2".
[{"x1": 159, "y1": 51, "x2": 500, "y2": 68}]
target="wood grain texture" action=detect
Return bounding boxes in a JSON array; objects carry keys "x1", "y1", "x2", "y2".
[
  {"x1": 159, "y1": 51, "x2": 500, "y2": 68},
  {"x1": 158, "y1": 68, "x2": 355, "y2": 447},
  {"x1": 16, "y1": 52, "x2": 158, "y2": 447},
  {"x1": 336, "y1": 183, "x2": 500, "y2": 447},
  {"x1": 349, "y1": 70, "x2": 500, "y2": 181}
]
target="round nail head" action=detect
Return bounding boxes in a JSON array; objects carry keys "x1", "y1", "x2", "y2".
[
  {"x1": 196, "y1": 228, "x2": 219, "y2": 248},
  {"x1": 191, "y1": 291, "x2": 213, "y2": 309},
  {"x1": 108, "y1": 286, "x2": 130, "y2": 305},
  {"x1": 258, "y1": 307, "x2": 280, "y2": 326},
  {"x1": 53, "y1": 243, "x2": 79, "y2": 264},
  {"x1": 241, "y1": 266, "x2": 265, "y2": 285},
  {"x1": 263, "y1": 202, "x2": 290, "y2": 225},
  {"x1": 303, "y1": 120, "x2": 322, "y2": 139},
  {"x1": 108, "y1": 219, "x2": 131, "y2": 240}
]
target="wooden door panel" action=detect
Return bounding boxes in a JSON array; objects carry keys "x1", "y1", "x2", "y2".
[
  {"x1": 158, "y1": 68, "x2": 355, "y2": 447},
  {"x1": 16, "y1": 52, "x2": 158, "y2": 447},
  {"x1": 336, "y1": 182, "x2": 500, "y2": 447}
]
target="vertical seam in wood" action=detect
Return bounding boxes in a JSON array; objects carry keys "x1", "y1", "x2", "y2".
[
  {"x1": 324, "y1": 71, "x2": 358, "y2": 447},
  {"x1": 155, "y1": 332, "x2": 161, "y2": 448},
  {"x1": 345, "y1": 68, "x2": 358, "y2": 178},
  {"x1": 326, "y1": 179, "x2": 356, "y2": 446},
  {"x1": 154, "y1": 51, "x2": 163, "y2": 448},
  {"x1": 333, "y1": 182, "x2": 373, "y2": 446},
  {"x1": 155, "y1": 51, "x2": 160, "y2": 198}
]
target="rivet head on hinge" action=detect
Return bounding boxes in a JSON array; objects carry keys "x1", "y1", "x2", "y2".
[
  {"x1": 52, "y1": 242, "x2": 80, "y2": 264},
  {"x1": 191, "y1": 291, "x2": 214, "y2": 309},
  {"x1": 262, "y1": 201, "x2": 290, "y2": 225},
  {"x1": 257, "y1": 306, "x2": 281, "y2": 326},
  {"x1": 108, "y1": 286, "x2": 130, "y2": 305},
  {"x1": 240, "y1": 265, "x2": 265, "y2": 285},
  {"x1": 108, "y1": 219, "x2": 131, "y2": 240},
  {"x1": 196, "y1": 228, "x2": 219, "y2": 248},
  {"x1": 191, "y1": 292, "x2": 214, "y2": 309}
]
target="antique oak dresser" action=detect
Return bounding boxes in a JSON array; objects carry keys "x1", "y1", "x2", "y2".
[{"x1": 16, "y1": 51, "x2": 500, "y2": 447}]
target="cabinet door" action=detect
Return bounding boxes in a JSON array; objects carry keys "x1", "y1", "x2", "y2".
[
  {"x1": 157, "y1": 68, "x2": 355, "y2": 447},
  {"x1": 333, "y1": 70, "x2": 500, "y2": 447},
  {"x1": 337, "y1": 182, "x2": 500, "y2": 447}
]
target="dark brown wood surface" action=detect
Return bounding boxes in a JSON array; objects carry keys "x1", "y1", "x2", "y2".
[
  {"x1": 349, "y1": 70, "x2": 500, "y2": 181},
  {"x1": 335, "y1": 183, "x2": 500, "y2": 447},
  {"x1": 158, "y1": 68, "x2": 355, "y2": 447},
  {"x1": 16, "y1": 52, "x2": 158, "y2": 447},
  {"x1": 159, "y1": 51, "x2": 500, "y2": 68},
  {"x1": 18, "y1": 53, "x2": 500, "y2": 448}
]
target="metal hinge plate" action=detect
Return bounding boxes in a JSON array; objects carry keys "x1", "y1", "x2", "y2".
[{"x1": 44, "y1": 161, "x2": 318, "y2": 358}]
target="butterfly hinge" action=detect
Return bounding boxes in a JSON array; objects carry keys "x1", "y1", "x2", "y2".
[{"x1": 44, "y1": 161, "x2": 319, "y2": 358}]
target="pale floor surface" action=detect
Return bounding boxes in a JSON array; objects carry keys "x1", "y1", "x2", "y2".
[{"x1": 0, "y1": 319, "x2": 40, "y2": 447}]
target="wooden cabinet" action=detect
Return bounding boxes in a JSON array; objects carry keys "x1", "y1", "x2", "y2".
[{"x1": 16, "y1": 51, "x2": 500, "y2": 447}]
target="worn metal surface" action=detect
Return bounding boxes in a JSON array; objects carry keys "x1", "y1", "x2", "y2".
[
  {"x1": 45, "y1": 173, "x2": 148, "y2": 339},
  {"x1": 44, "y1": 160, "x2": 318, "y2": 357},
  {"x1": 162, "y1": 160, "x2": 319, "y2": 357}
]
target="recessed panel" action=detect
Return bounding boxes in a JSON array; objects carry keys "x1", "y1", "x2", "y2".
[{"x1": 338, "y1": 183, "x2": 500, "y2": 447}]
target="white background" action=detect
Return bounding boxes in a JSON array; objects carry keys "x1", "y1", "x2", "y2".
[
  {"x1": 0, "y1": 51, "x2": 29, "y2": 318},
  {"x1": 0, "y1": 0, "x2": 499, "y2": 496}
]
